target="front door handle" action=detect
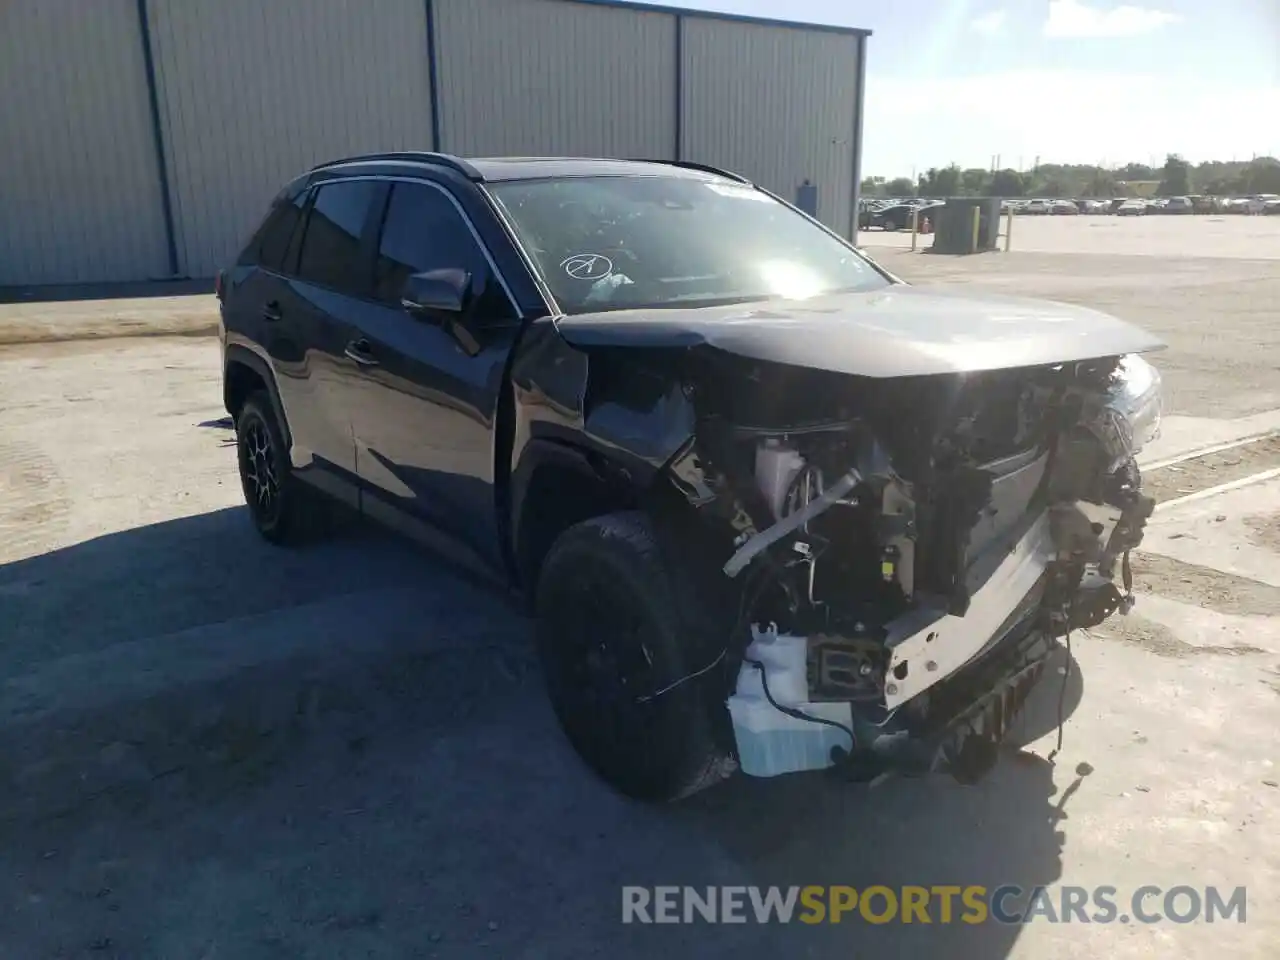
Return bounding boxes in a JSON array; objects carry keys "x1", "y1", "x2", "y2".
[
  {"x1": 344, "y1": 338, "x2": 379, "y2": 367},
  {"x1": 262, "y1": 300, "x2": 283, "y2": 322}
]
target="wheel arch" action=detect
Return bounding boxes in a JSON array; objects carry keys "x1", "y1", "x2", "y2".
[
  {"x1": 223, "y1": 344, "x2": 291, "y2": 448},
  {"x1": 509, "y1": 438, "x2": 644, "y2": 595}
]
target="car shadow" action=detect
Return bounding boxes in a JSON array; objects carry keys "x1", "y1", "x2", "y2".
[
  {"x1": 0, "y1": 502, "x2": 1078, "y2": 959},
  {"x1": 674, "y1": 748, "x2": 1077, "y2": 957}
]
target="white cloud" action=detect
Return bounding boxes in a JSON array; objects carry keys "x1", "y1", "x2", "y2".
[
  {"x1": 1044, "y1": 0, "x2": 1181, "y2": 38},
  {"x1": 970, "y1": 10, "x2": 1008, "y2": 35}
]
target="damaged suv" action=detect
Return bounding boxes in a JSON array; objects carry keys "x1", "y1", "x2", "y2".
[{"x1": 218, "y1": 154, "x2": 1163, "y2": 801}]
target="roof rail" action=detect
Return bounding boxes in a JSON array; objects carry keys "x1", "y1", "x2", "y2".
[
  {"x1": 312, "y1": 151, "x2": 483, "y2": 180},
  {"x1": 625, "y1": 159, "x2": 751, "y2": 184}
]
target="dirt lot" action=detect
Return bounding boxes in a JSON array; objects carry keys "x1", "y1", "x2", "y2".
[
  {"x1": 2, "y1": 241, "x2": 1279, "y2": 959},
  {"x1": 873, "y1": 247, "x2": 1280, "y2": 420}
]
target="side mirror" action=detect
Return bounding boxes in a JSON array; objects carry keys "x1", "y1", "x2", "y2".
[{"x1": 401, "y1": 269, "x2": 472, "y2": 319}]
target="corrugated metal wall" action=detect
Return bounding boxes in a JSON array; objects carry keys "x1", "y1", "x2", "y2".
[
  {"x1": 146, "y1": 0, "x2": 434, "y2": 278},
  {"x1": 0, "y1": 0, "x2": 170, "y2": 285},
  {"x1": 681, "y1": 17, "x2": 861, "y2": 236},
  {"x1": 1, "y1": 0, "x2": 865, "y2": 285},
  {"x1": 433, "y1": 0, "x2": 677, "y2": 160}
]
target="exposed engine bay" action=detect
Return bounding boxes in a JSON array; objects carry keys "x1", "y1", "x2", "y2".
[{"x1": 664, "y1": 350, "x2": 1162, "y2": 783}]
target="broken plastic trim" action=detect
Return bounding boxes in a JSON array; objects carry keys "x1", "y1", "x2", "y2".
[
  {"x1": 882, "y1": 511, "x2": 1054, "y2": 709},
  {"x1": 721, "y1": 468, "x2": 861, "y2": 578}
]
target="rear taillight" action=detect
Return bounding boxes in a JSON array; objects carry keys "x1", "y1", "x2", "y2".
[{"x1": 214, "y1": 270, "x2": 225, "y2": 301}]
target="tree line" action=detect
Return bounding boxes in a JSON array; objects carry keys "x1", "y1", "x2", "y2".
[{"x1": 862, "y1": 155, "x2": 1280, "y2": 199}]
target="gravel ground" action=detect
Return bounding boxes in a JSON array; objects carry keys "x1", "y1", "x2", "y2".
[{"x1": 2, "y1": 242, "x2": 1279, "y2": 959}]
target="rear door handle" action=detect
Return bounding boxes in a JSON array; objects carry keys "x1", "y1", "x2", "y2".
[
  {"x1": 344, "y1": 338, "x2": 379, "y2": 367},
  {"x1": 262, "y1": 300, "x2": 283, "y2": 322}
]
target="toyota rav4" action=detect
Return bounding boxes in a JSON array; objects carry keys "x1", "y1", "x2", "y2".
[{"x1": 217, "y1": 153, "x2": 1163, "y2": 801}]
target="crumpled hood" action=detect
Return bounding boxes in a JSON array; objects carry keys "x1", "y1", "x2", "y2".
[{"x1": 551, "y1": 285, "x2": 1165, "y2": 378}]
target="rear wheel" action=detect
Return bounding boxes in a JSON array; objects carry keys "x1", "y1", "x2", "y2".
[
  {"x1": 235, "y1": 391, "x2": 318, "y2": 544},
  {"x1": 535, "y1": 512, "x2": 732, "y2": 801}
]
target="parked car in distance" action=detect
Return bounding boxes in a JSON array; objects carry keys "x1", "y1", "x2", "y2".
[
  {"x1": 1116, "y1": 199, "x2": 1147, "y2": 216},
  {"x1": 217, "y1": 152, "x2": 1164, "y2": 802},
  {"x1": 858, "y1": 199, "x2": 889, "y2": 229},
  {"x1": 1162, "y1": 197, "x2": 1193, "y2": 214},
  {"x1": 1243, "y1": 194, "x2": 1280, "y2": 215},
  {"x1": 1049, "y1": 200, "x2": 1080, "y2": 215},
  {"x1": 1022, "y1": 199, "x2": 1051, "y2": 215},
  {"x1": 868, "y1": 201, "x2": 941, "y2": 231}
]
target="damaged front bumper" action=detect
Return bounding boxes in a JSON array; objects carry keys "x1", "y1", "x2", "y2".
[
  {"x1": 834, "y1": 616, "x2": 1059, "y2": 785},
  {"x1": 832, "y1": 513, "x2": 1061, "y2": 784},
  {"x1": 726, "y1": 496, "x2": 1140, "y2": 784},
  {"x1": 705, "y1": 353, "x2": 1159, "y2": 785},
  {"x1": 881, "y1": 511, "x2": 1055, "y2": 709}
]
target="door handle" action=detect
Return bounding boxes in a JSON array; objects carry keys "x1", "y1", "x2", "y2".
[
  {"x1": 344, "y1": 338, "x2": 379, "y2": 366},
  {"x1": 262, "y1": 300, "x2": 283, "y2": 322}
]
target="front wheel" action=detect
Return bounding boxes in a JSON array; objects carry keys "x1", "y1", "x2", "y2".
[{"x1": 535, "y1": 512, "x2": 732, "y2": 801}]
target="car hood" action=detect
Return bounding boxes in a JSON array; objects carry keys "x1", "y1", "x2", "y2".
[{"x1": 551, "y1": 285, "x2": 1165, "y2": 378}]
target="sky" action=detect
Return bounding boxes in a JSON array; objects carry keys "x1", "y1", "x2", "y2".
[{"x1": 629, "y1": 0, "x2": 1280, "y2": 177}]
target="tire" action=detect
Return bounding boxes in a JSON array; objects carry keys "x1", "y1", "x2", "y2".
[
  {"x1": 883, "y1": 220, "x2": 899, "y2": 232},
  {"x1": 535, "y1": 511, "x2": 732, "y2": 801},
  {"x1": 235, "y1": 390, "x2": 318, "y2": 545}
]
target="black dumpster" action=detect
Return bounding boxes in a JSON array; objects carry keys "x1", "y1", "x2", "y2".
[{"x1": 930, "y1": 198, "x2": 1002, "y2": 254}]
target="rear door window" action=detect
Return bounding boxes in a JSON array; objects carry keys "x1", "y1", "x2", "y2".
[{"x1": 295, "y1": 180, "x2": 380, "y2": 296}]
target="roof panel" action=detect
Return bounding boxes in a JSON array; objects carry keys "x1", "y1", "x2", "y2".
[{"x1": 559, "y1": 0, "x2": 871, "y2": 37}]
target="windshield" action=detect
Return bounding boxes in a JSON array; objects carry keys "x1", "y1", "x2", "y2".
[{"x1": 487, "y1": 175, "x2": 889, "y2": 315}]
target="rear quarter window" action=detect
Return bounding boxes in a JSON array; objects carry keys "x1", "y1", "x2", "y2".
[{"x1": 236, "y1": 191, "x2": 308, "y2": 272}]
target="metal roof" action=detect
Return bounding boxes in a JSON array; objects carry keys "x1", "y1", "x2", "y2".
[{"x1": 561, "y1": 0, "x2": 872, "y2": 37}]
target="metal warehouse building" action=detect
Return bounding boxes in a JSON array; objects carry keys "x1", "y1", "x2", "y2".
[{"x1": 0, "y1": 0, "x2": 868, "y2": 287}]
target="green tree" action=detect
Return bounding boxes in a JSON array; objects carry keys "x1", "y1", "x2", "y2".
[
  {"x1": 1157, "y1": 154, "x2": 1192, "y2": 196},
  {"x1": 885, "y1": 177, "x2": 915, "y2": 197},
  {"x1": 1042, "y1": 179, "x2": 1067, "y2": 198},
  {"x1": 933, "y1": 164, "x2": 962, "y2": 197},
  {"x1": 989, "y1": 168, "x2": 1024, "y2": 197},
  {"x1": 1087, "y1": 169, "x2": 1116, "y2": 197},
  {"x1": 1117, "y1": 162, "x2": 1156, "y2": 181},
  {"x1": 960, "y1": 167, "x2": 990, "y2": 196},
  {"x1": 1203, "y1": 177, "x2": 1240, "y2": 195},
  {"x1": 1242, "y1": 157, "x2": 1280, "y2": 194}
]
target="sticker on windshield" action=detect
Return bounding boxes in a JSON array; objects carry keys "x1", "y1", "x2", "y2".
[
  {"x1": 560, "y1": 254, "x2": 613, "y2": 281},
  {"x1": 705, "y1": 183, "x2": 771, "y2": 202}
]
